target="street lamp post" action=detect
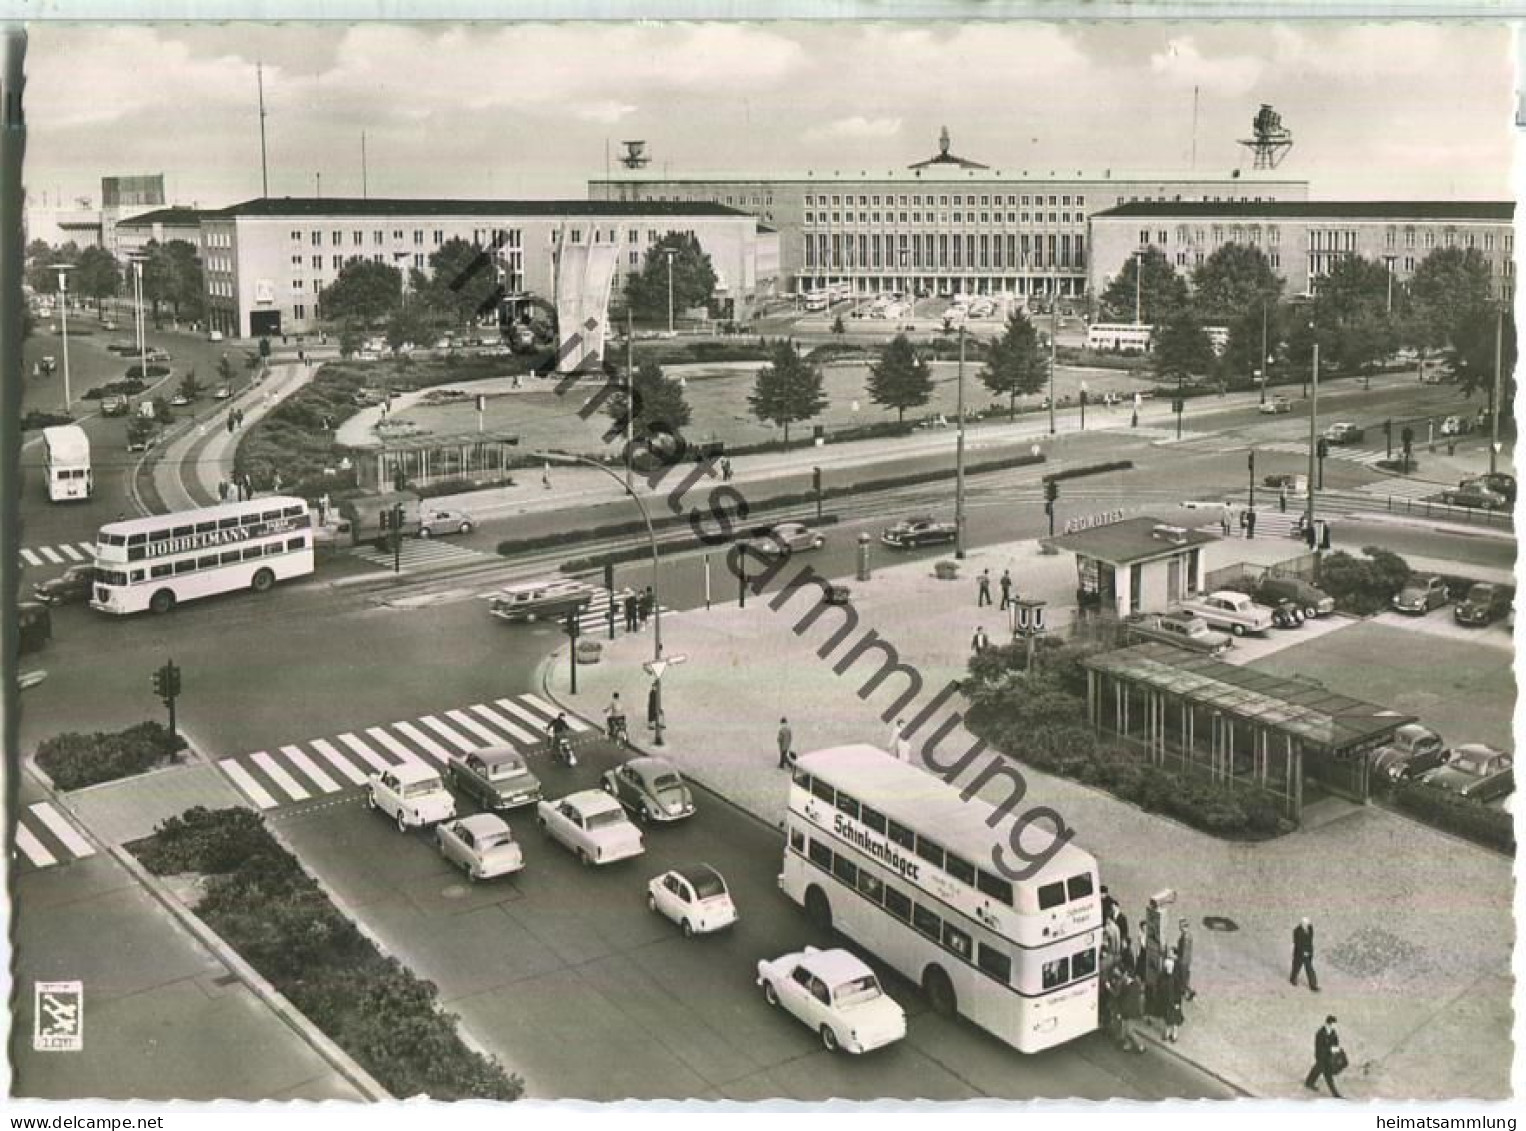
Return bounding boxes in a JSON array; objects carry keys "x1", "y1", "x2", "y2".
[
  {"x1": 54, "y1": 265, "x2": 74, "y2": 411},
  {"x1": 664, "y1": 249, "x2": 676, "y2": 337},
  {"x1": 131, "y1": 258, "x2": 148, "y2": 402},
  {"x1": 1491, "y1": 303, "x2": 1504, "y2": 476},
  {"x1": 1257, "y1": 301, "x2": 1269, "y2": 406},
  {"x1": 954, "y1": 325, "x2": 967, "y2": 559},
  {"x1": 1306, "y1": 341, "x2": 1320, "y2": 538},
  {"x1": 1049, "y1": 271, "x2": 1058, "y2": 435},
  {"x1": 1133, "y1": 249, "x2": 1145, "y2": 326}
]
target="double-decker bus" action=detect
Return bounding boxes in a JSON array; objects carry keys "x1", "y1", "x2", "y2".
[
  {"x1": 90, "y1": 496, "x2": 315, "y2": 615},
  {"x1": 42, "y1": 424, "x2": 92, "y2": 502},
  {"x1": 780, "y1": 744, "x2": 1101, "y2": 1053},
  {"x1": 1086, "y1": 323, "x2": 1155, "y2": 353}
]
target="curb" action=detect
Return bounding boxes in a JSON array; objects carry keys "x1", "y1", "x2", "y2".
[{"x1": 109, "y1": 843, "x2": 392, "y2": 1102}]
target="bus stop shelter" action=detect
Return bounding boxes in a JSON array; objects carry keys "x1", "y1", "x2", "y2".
[
  {"x1": 1082, "y1": 642, "x2": 1414, "y2": 822},
  {"x1": 359, "y1": 427, "x2": 521, "y2": 492}
]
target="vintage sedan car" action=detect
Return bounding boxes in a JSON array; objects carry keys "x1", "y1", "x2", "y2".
[
  {"x1": 1441, "y1": 482, "x2": 1507, "y2": 511},
  {"x1": 1322, "y1": 422, "x2": 1365, "y2": 444},
  {"x1": 418, "y1": 507, "x2": 475, "y2": 537},
  {"x1": 367, "y1": 761, "x2": 456, "y2": 831},
  {"x1": 213, "y1": 385, "x2": 233, "y2": 400},
  {"x1": 536, "y1": 789, "x2": 644, "y2": 866},
  {"x1": 32, "y1": 564, "x2": 95, "y2": 606},
  {"x1": 100, "y1": 395, "x2": 130, "y2": 417},
  {"x1": 145, "y1": 348, "x2": 172, "y2": 363},
  {"x1": 1419, "y1": 743, "x2": 1514, "y2": 802},
  {"x1": 447, "y1": 746, "x2": 542, "y2": 810},
  {"x1": 746, "y1": 521, "x2": 825, "y2": 558},
  {"x1": 1179, "y1": 590, "x2": 1276, "y2": 636},
  {"x1": 436, "y1": 813, "x2": 524, "y2": 880},
  {"x1": 1255, "y1": 575, "x2": 1335, "y2": 619},
  {"x1": 880, "y1": 515, "x2": 957, "y2": 549},
  {"x1": 1258, "y1": 395, "x2": 1293, "y2": 415},
  {"x1": 756, "y1": 946, "x2": 907, "y2": 1054},
  {"x1": 601, "y1": 756, "x2": 695, "y2": 823},
  {"x1": 1454, "y1": 582, "x2": 1508, "y2": 627},
  {"x1": 646, "y1": 864, "x2": 738, "y2": 935},
  {"x1": 1461, "y1": 472, "x2": 1517, "y2": 504},
  {"x1": 1125, "y1": 611, "x2": 1233, "y2": 656},
  {"x1": 1392, "y1": 574, "x2": 1450, "y2": 614},
  {"x1": 1370, "y1": 724, "x2": 1449, "y2": 783},
  {"x1": 489, "y1": 578, "x2": 596, "y2": 624},
  {"x1": 169, "y1": 394, "x2": 190, "y2": 407},
  {"x1": 1440, "y1": 415, "x2": 1472, "y2": 437}
]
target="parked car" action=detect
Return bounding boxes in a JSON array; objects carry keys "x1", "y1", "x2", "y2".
[
  {"x1": 1454, "y1": 582, "x2": 1508, "y2": 627},
  {"x1": 208, "y1": 329, "x2": 224, "y2": 342},
  {"x1": 168, "y1": 394, "x2": 190, "y2": 408},
  {"x1": 1370, "y1": 724, "x2": 1448, "y2": 783},
  {"x1": 756, "y1": 946, "x2": 907, "y2": 1054},
  {"x1": 1441, "y1": 482, "x2": 1507, "y2": 510},
  {"x1": 32, "y1": 564, "x2": 95, "y2": 606},
  {"x1": 100, "y1": 395, "x2": 129, "y2": 417},
  {"x1": 1440, "y1": 415, "x2": 1471, "y2": 437},
  {"x1": 1179, "y1": 590, "x2": 1276, "y2": 636},
  {"x1": 1263, "y1": 473, "x2": 1299, "y2": 490},
  {"x1": 880, "y1": 515, "x2": 957, "y2": 549},
  {"x1": 536, "y1": 789, "x2": 645, "y2": 866},
  {"x1": 126, "y1": 418, "x2": 158, "y2": 452},
  {"x1": 1125, "y1": 611, "x2": 1233, "y2": 656},
  {"x1": 367, "y1": 762, "x2": 456, "y2": 831},
  {"x1": 747, "y1": 521, "x2": 825, "y2": 558},
  {"x1": 1461, "y1": 472, "x2": 1517, "y2": 504},
  {"x1": 1392, "y1": 574, "x2": 1450, "y2": 614},
  {"x1": 1419, "y1": 743, "x2": 1514, "y2": 802},
  {"x1": 145, "y1": 348, "x2": 172, "y2": 363},
  {"x1": 1259, "y1": 396, "x2": 1292, "y2": 415},
  {"x1": 1322, "y1": 422, "x2": 1365, "y2": 444},
  {"x1": 419, "y1": 507, "x2": 475, "y2": 537},
  {"x1": 1255, "y1": 575, "x2": 1335, "y2": 619},
  {"x1": 488, "y1": 578, "x2": 596, "y2": 624},
  {"x1": 213, "y1": 385, "x2": 232, "y2": 400},
  {"x1": 447, "y1": 746, "x2": 542, "y2": 811},
  {"x1": 1267, "y1": 598, "x2": 1306, "y2": 629},
  {"x1": 435, "y1": 813, "x2": 524, "y2": 880},
  {"x1": 646, "y1": 864, "x2": 738, "y2": 936},
  {"x1": 601, "y1": 756, "x2": 695, "y2": 823}
]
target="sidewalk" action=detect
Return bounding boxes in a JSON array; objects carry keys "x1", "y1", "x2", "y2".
[{"x1": 543, "y1": 534, "x2": 1513, "y2": 1100}]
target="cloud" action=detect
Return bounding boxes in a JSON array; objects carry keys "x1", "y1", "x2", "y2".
[
  {"x1": 575, "y1": 101, "x2": 639, "y2": 124},
  {"x1": 806, "y1": 116, "x2": 903, "y2": 142},
  {"x1": 1148, "y1": 37, "x2": 1263, "y2": 97}
]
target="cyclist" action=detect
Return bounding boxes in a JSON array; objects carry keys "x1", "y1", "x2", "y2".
[
  {"x1": 605, "y1": 693, "x2": 629, "y2": 745},
  {"x1": 547, "y1": 712, "x2": 574, "y2": 765}
]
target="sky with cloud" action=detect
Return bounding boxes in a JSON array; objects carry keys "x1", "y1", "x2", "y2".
[{"x1": 21, "y1": 20, "x2": 1515, "y2": 210}]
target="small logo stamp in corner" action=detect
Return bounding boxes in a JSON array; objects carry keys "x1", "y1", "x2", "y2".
[{"x1": 33, "y1": 980, "x2": 84, "y2": 1052}]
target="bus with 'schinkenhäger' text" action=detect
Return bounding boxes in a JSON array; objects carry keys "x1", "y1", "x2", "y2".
[
  {"x1": 90, "y1": 496, "x2": 315, "y2": 615},
  {"x1": 780, "y1": 744, "x2": 1101, "y2": 1052}
]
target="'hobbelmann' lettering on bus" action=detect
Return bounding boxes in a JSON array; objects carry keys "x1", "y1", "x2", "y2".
[{"x1": 146, "y1": 517, "x2": 297, "y2": 558}]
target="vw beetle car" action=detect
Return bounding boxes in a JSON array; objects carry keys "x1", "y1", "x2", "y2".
[{"x1": 601, "y1": 757, "x2": 695, "y2": 823}]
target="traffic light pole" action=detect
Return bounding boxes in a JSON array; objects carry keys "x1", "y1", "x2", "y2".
[
  {"x1": 1247, "y1": 451, "x2": 1256, "y2": 509},
  {"x1": 566, "y1": 609, "x2": 579, "y2": 695},
  {"x1": 955, "y1": 326, "x2": 967, "y2": 560},
  {"x1": 1491, "y1": 305, "x2": 1503, "y2": 477},
  {"x1": 1306, "y1": 343, "x2": 1320, "y2": 537}
]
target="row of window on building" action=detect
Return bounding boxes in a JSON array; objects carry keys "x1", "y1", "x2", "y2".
[
  {"x1": 282, "y1": 225, "x2": 690, "y2": 251},
  {"x1": 804, "y1": 231, "x2": 1084, "y2": 272},
  {"x1": 805, "y1": 211, "x2": 1084, "y2": 229},
  {"x1": 806, "y1": 192, "x2": 1087, "y2": 209},
  {"x1": 1139, "y1": 223, "x2": 1510, "y2": 254}
]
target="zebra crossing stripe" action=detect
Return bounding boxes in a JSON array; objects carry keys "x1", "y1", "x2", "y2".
[
  {"x1": 495, "y1": 697, "x2": 555, "y2": 735},
  {"x1": 310, "y1": 738, "x2": 370, "y2": 785},
  {"x1": 446, "y1": 708, "x2": 503, "y2": 748},
  {"x1": 523, "y1": 692, "x2": 591, "y2": 731},
  {"x1": 37, "y1": 546, "x2": 63, "y2": 564},
  {"x1": 58, "y1": 544, "x2": 86, "y2": 562},
  {"x1": 19, "y1": 549, "x2": 42, "y2": 567},
  {"x1": 387, "y1": 722, "x2": 451, "y2": 765},
  {"x1": 15, "y1": 824, "x2": 57, "y2": 867},
  {"x1": 418, "y1": 714, "x2": 477, "y2": 753},
  {"x1": 30, "y1": 803, "x2": 95, "y2": 858},
  {"x1": 337, "y1": 732, "x2": 394, "y2": 773},
  {"x1": 220, "y1": 760, "x2": 279, "y2": 809},
  {"x1": 281, "y1": 745, "x2": 341, "y2": 793},
  {"x1": 251, "y1": 752, "x2": 311, "y2": 802},
  {"x1": 467, "y1": 702, "x2": 538, "y2": 745}
]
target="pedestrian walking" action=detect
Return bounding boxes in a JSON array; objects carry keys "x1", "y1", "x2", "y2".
[
  {"x1": 889, "y1": 719, "x2": 912, "y2": 761},
  {"x1": 647, "y1": 682, "x2": 660, "y2": 731},
  {"x1": 235, "y1": 408, "x2": 245, "y2": 428},
  {"x1": 1161, "y1": 950, "x2": 1184, "y2": 1042},
  {"x1": 1103, "y1": 914, "x2": 1122, "y2": 975},
  {"x1": 1116, "y1": 970, "x2": 1146, "y2": 1053},
  {"x1": 1115, "y1": 907, "x2": 1132, "y2": 952},
  {"x1": 1101, "y1": 885, "x2": 1118, "y2": 924},
  {"x1": 1245, "y1": 508, "x2": 1258, "y2": 540},
  {"x1": 977, "y1": 568, "x2": 992, "y2": 607},
  {"x1": 1177, "y1": 918, "x2": 1196, "y2": 1002},
  {"x1": 971, "y1": 626, "x2": 991, "y2": 654},
  {"x1": 1305, "y1": 1016, "x2": 1345, "y2": 1097},
  {"x1": 1291, "y1": 917, "x2": 1320, "y2": 991},
  {"x1": 297, "y1": 348, "x2": 305, "y2": 365},
  {"x1": 542, "y1": 462, "x2": 552, "y2": 490},
  {"x1": 227, "y1": 414, "x2": 237, "y2": 435},
  {"x1": 1133, "y1": 937, "x2": 1149, "y2": 980},
  {"x1": 1220, "y1": 502, "x2": 1233, "y2": 537},
  {"x1": 777, "y1": 717, "x2": 793, "y2": 769},
  {"x1": 639, "y1": 585, "x2": 654, "y2": 627},
  {"x1": 217, "y1": 479, "x2": 230, "y2": 502},
  {"x1": 998, "y1": 569, "x2": 1013, "y2": 610},
  {"x1": 1279, "y1": 484, "x2": 1288, "y2": 513}
]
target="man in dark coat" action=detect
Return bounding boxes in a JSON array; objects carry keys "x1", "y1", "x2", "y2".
[
  {"x1": 639, "y1": 585, "x2": 655, "y2": 627},
  {"x1": 1305, "y1": 1015, "x2": 1343, "y2": 1097},
  {"x1": 624, "y1": 593, "x2": 639, "y2": 632},
  {"x1": 1291, "y1": 917, "x2": 1320, "y2": 991},
  {"x1": 971, "y1": 626, "x2": 991, "y2": 654},
  {"x1": 998, "y1": 569, "x2": 1013, "y2": 610}
]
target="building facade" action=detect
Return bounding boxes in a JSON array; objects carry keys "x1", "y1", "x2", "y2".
[
  {"x1": 113, "y1": 207, "x2": 205, "y2": 260},
  {"x1": 1089, "y1": 200, "x2": 1516, "y2": 304},
  {"x1": 589, "y1": 133, "x2": 1309, "y2": 299},
  {"x1": 195, "y1": 198, "x2": 777, "y2": 339}
]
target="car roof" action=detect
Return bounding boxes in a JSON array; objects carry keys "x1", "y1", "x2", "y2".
[
  {"x1": 454, "y1": 813, "x2": 512, "y2": 836},
  {"x1": 386, "y1": 761, "x2": 444, "y2": 784},
  {"x1": 495, "y1": 578, "x2": 592, "y2": 597},
  {"x1": 671, "y1": 863, "x2": 723, "y2": 887},
  {"x1": 1396, "y1": 723, "x2": 1440, "y2": 742},
  {"x1": 563, "y1": 789, "x2": 623, "y2": 815},
  {"x1": 465, "y1": 745, "x2": 527, "y2": 768},
  {"x1": 795, "y1": 947, "x2": 875, "y2": 983},
  {"x1": 626, "y1": 756, "x2": 680, "y2": 779},
  {"x1": 1450, "y1": 743, "x2": 1507, "y2": 760}
]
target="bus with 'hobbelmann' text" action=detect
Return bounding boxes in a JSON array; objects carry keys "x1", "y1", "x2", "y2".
[
  {"x1": 90, "y1": 496, "x2": 315, "y2": 615},
  {"x1": 780, "y1": 744, "x2": 1101, "y2": 1053},
  {"x1": 42, "y1": 424, "x2": 92, "y2": 502}
]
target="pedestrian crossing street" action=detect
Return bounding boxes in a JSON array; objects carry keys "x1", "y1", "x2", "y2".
[
  {"x1": 1352, "y1": 476, "x2": 1447, "y2": 502},
  {"x1": 1252, "y1": 440, "x2": 1394, "y2": 468},
  {"x1": 216, "y1": 693, "x2": 598, "y2": 811},
  {"x1": 13, "y1": 801, "x2": 98, "y2": 872},
  {"x1": 19, "y1": 540, "x2": 95, "y2": 568},
  {"x1": 350, "y1": 538, "x2": 498, "y2": 571}
]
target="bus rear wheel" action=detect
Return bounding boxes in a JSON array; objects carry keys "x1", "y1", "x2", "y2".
[
  {"x1": 251, "y1": 568, "x2": 275, "y2": 594},
  {"x1": 923, "y1": 965, "x2": 957, "y2": 1018},
  {"x1": 803, "y1": 886, "x2": 833, "y2": 933},
  {"x1": 149, "y1": 589, "x2": 176, "y2": 614}
]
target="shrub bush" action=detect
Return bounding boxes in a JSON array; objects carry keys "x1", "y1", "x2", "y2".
[
  {"x1": 1392, "y1": 783, "x2": 1515, "y2": 854},
  {"x1": 131, "y1": 807, "x2": 523, "y2": 1100},
  {"x1": 1318, "y1": 546, "x2": 1413, "y2": 615},
  {"x1": 83, "y1": 378, "x2": 146, "y2": 400},
  {"x1": 36, "y1": 721, "x2": 183, "y2": 790},
  {"x1": 125, "y1": 364, "x2": 170, "y2": 380},
  {"x1": 22, "y1": 410, "x2": 75, "y2": 430}
]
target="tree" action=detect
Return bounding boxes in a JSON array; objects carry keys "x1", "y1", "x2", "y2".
[
  {"x1": 1409, "y1": 247, "x2": 1493, "y2": 353},
  {"x1": 623, "y1": 233, "x2": 718, "y2": 322},
  {"x1": 865, "y1": 334, "x2": 932, "y2": 423},
  {"x1": 748, "y1": 340, "x2": 828, "y2": 447},
  {"x1": 831, "y1": 314, "x2": 845, "y2": 337},
  {"x1": 74, "y1": 246, "x2": 121, "y2": 316},
  {"x1": 606, "y1": 358, "x2": 692, "y2": 443},
  {"x1": 1444, "y1": 305, "x2": 1516, "y2": 403},
  {"x1": 386, "y1": 303, "x2": 432, "y2": 356},
  {"x1": 1312, "y1": 256, "x2": 1398, "y2": 374},
  {"x1": 139, "y1": 240, "x2": 176, "y2": 327},
  {"x1": 25, "y1": 242, "x2": 80, "y2": 295},
  {"x1": 1152, "y1": 308, "x2": 1215, "y2": 386},
  {"x1": 425, "y1": 237, "x2": 501, "y2": 326},
  {"x1": 178, "y1": 367, "x2": 202, "y2": 400},
  {"x1": 319, "y1": 260, "x2": 403, "y2": 325},
  {"x1": 163, "y1": 240, "x2": 205, "y2": 322},
  {"x1": 979, "y1": 311, "x2": 1048, "y2": 419},
  {"x1": 1191, "y1": 243, "x2": 1283, "y2": 325},
  {"x1": 338, "y1": 324, "x2": 365, "y2": 358},
  {"x1": 1098, "y1": 247, "x2": 1187, "y2": 324},
  {"x1": 216, "y1": 354, "x2": 236, "y2": 387},
  {"x1": 1220, "y1": 304, "x2": 1281, "y2": 386}
]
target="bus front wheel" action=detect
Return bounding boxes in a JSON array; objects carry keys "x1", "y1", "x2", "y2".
[
  {"x1": 251, "y1": 568, "x2": 275, "y2": 594},
  {"x1": 923, "y1": 965, "x2": 957, "y2": 1018},
  {"x1": 803, "y1": 886, "x2": 833, "y2": 933},
  {"x1": 149, "y1": 589, "x2": 176, "y2": 615}
]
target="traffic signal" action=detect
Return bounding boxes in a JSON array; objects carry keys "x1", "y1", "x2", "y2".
[
  {"x1": 1248, "y1": 451, "x2": 1256, "y2": 474},
  {"x1": 1401, "y1": 425, "x2": 1415, "y2": 447},
  {"x1": 165, "y1": 663, "x2": 181, "y2": 698},
  {"x1": 379, "y1": 508, "x2": 392, "y2": 531},
  {"x1": 565, "y1": 609, "x2": 580, "y2": 640},
  {"x1": 1317, "y1": 438, "x2": 1329, "y2": 460},
  {"x1": 812, "y1": 466, "x2": 822, "y2": 494},
  {"x1": 1172, "y1": 397, "x2": 1185, "y2": 415},
  {"x1": 1044, "y1": 479, "x2": 1059, "y2": 503},
  {"x1": 152, "y1": 666, "x2": 165, "y2": 699},
  {"x1": 1383, "y1": 419, "x2": 1393, "y2": 441}
]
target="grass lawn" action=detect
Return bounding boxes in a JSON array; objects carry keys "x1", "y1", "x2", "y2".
[{"x1": 1251, "y1": 620, "x2": 1516, "y2": 750}]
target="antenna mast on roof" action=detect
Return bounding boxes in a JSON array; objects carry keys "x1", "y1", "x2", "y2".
[
  {"x1": 619, "y1": 141, "x2": 650, "y2": 169},
  {"x1": 1238, "y1": 104, "x2": 1294, "y2": 170},
  {"x1": 257, "y1": 62, "x2": 270, "y2": 198}
]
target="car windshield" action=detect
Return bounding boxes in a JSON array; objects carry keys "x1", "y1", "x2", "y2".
[
  {"x1": 1466, "y1": 585, "x2": 1493, "y2": 604},
  {"x1": 832, "y1": 975, "x2": 882, "y2": 1006},
  {"x1": 585, "y1": 809, "x2": 627, "y2": 830},
  {"x1": 690, "y1": 871, "x2": 727, "y2": 899},
  {"x1": 402, "y1": 779, "x2": 444, "y2": 798},
  {"x1": 478, "y1": 830, "x2": 515, "y2": 850},
  {"x1": 1453, "y1": 753, "x2": 1497, "y2": 776},
  {"x1": 652, "y1": 773, "x2": 685, "y2": 793},
  {"x1": 486, "y1": 760, "x2": 527, "y2": 780}
]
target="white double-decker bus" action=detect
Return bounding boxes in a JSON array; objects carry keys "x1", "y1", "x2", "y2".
[
  {"x1": 90, "y1": 496, "x2": 315, "y2": 615},
  {"x1": 42, "y1": 424, "x2": 92, "y2": 502},
  {"x1": 780, "y1": 744, "x2": 1101, "y2": 1053}
]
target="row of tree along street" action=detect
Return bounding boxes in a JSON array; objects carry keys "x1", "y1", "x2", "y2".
[{"x1": 26, "y1": 238, "x2": 206, "y2": 326}]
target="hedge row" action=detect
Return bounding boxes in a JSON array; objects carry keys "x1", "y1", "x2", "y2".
[
  {"x1": 83, "y1": 378, "x2": 146, "y2": 400},
  {"x1": 1391, "y1": 782, "x2": 1515, "y2": 854},
  {"x1": 1042, "y1": 460, "x2": 1136, "y2": 484},
  {"x1": 22, "y1": 410, "x2": 75, "y2": 431},
  {"x1": 551, "y1": 514, "x2": 845, "y2": 574},
  {"x1": 132, "y1": 807, "x2": 523, "y2": 1100},
  {"x1": 37, "y1": 721, "x2": 183, "y2": 791}
]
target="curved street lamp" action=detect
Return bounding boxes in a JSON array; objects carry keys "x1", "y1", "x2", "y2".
[{"x1": 54, "y1": 264, "x2": 75, "y2": 411}]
